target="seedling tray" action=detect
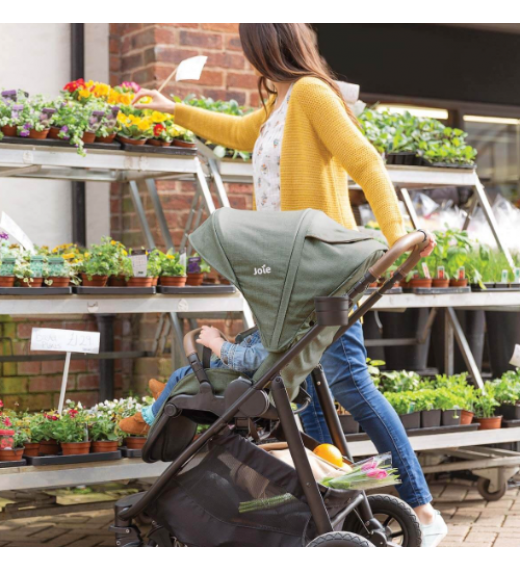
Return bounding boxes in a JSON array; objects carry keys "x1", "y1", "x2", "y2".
[
  {"x1": 386, "y1": 153, "x2": 475, "y2": 170},
  {"x1": 73, "y1": 286, "x2": 156, "y2": 295},
  {"x1": 0, "y1": 135, "x2": 118, "y2": 152},
  {"x1": 120, "y1": 447, "x2": 142, "y2": 459},
  {"x1": 407, "y1": 287, "x2": 471, "y2": 295},
  {"x1": 24, "y1": 450, "x2": 122, "y2": 466},
  {"x1": 503, "y1": 419, "x2": 520, "y2": 428},
  {"x1": 120, "y1": 143, "x2": 197, "y2": 156},
  {"x1": 0, "y1": 459, "x2": 26, "y2": 469},
  {"x1": 0, "y1": 287, "x2": 72, "y2": 295},
  {"x1": 157, "y1": 284, "x2": 236, "y2": 295},
  {"x1": 346, "y1": 422, "x2": 478, "y2": 442}
]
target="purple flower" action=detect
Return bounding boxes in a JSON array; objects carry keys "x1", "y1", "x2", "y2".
[
  {"x1": 11, "y1": 105, "x2": 24, "y2": 120},
  {"x1": 187, "y1": 256, "x2": 202, "y2": 274},
  {"x1": 59, "y1": 125, "x2": 70, "y2": 140},
  {"x1": 19, "y1": 123, "x2": 31, "y2": 137},
  {"x1": 1, "y1": 90, "x2": 17, "y2": 101},
  {"x1": 0, "y1": 232, "x2": 9, "y2": 241}
]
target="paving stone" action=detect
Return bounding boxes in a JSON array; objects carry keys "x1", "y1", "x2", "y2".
[{"x1": 493, "y1": 538, "x2": 520, "y2": 547}]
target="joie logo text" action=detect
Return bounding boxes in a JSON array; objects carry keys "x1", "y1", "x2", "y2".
[{"x1": 254, "y1": 264, "x2": 271, "y2": 276}]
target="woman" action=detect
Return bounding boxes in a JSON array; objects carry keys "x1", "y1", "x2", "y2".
[{"x1": 133, "y1": 23, "x2": 445, "y2": 546}]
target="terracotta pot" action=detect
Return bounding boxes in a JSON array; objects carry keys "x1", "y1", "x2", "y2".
[
  {"x1": 95, "y1": 133, "x2": 116, "y2": 144},
  {"x1": 29, "y1": 129, "x2": 50, "y2": 140},
  {"x1": 218, "y1": 274, "x2": 231, "y2": 285},
  {"x1": 81, "y1": 274, "x2": 108, "y2": 287},
  {"x1": 450, "y1": 278, "x2": 468, "y2": 287},
  {"x1": 61, "y1": 441, "x2": 91, "y2": 456},
  {"x1": 49, "y1": 127, "x2": 61, "y2": 139},
  {"x1": 408, "y1": 278, "x2": 432, "y2": 289},
  {"x1": 173, "y1": 139, "x2": 196, "y2": 149},
  {"x1": 39, "y1": 439, "x2": 60, "y2": 456},
  {"x1": 108, "y1": 275, "x2": 127, "y2": 287},
  {"x1": 124, "y1": 437, "x2": 147, "y2": 450},
  {"x1": 82, "y1": 131, "x2": 96, "y2": 144},
  {"x1": 0, "y1": 448, "x2": 24, "y2": 461},
  {"x1": 369, "y1": 282, "x2": 379, "y2": 288},
  {"x1": 1, "y1": 125, "x2": 17, "y2": 137},
  {"x1": 186, "y1": 273, "x2": 204, "y2": 286},
  {"x1": 117, "y1": 135, "x2": 147, "y2": 146},
  {"x1": 0, "y1": 276, "x2": 15, "y2": 287},
  {"x1": 91, "y1": 440, "x2": 120, "y2": 453},
  {"x1": 152, "y1": 277, "x2": 158, "y2": 286},
  {"x1": 23, "y1": 442, "x2": 40, "y2": 457},
  {"x1": 19, "y1": 278, "x2": 43, "y2": 288},
  {"x1": 432, "y1": 278, "x2": 450, "y2": 288},
  {"x1": 460, "y1": 410, "x2": 474, "y2": 425},
  {"x1": 148, "y1": 139, "x2": 171, "y2": 147},
  {"x1": 476, "y1": 416, "x2": 503, "y2": 430},
  {"x1": 46, "y1": 276, "x2": 71, "y2": 287},
  {"x1": 159, "y1": 276, "x2": 187, "y2": 287},
  {"x1": 127, "y1": 276, "x2": 154, "y2": 287}
]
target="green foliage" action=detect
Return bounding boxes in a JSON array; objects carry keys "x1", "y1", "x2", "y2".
[
  {"x1": 378, "y1": 370, "x2": 422, "y2": 393},
  {"x1": 78, "y1": 237, "x2": 122, "y2": 278},
  {"x1": 158, "y1": 250, "x2": 186, "y2": 277},
  {"x1": 88, "y1": 412, "x2": 122, "y2": 442},
  {"x1": 383, "y1": 391, "x2": 416, "y2": 415},
  {"x1": 490, "y1": 370, "x2": 520, "y2": 404},
  {"x1": 52, "y1": 409, "x2": 89, "y2": 443},
  {"x1": 146, "y1": 249, "x2": 163, "y2": 278},
  {"x1": 428, "y1": 228, "x2": 473, "y2": 280},
  {"x1": 473, "y1": 385, "x2": 500, "y2": 419}
]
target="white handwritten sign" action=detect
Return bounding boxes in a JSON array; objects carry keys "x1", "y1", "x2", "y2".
[
  {"x1": 0, "y1": 212, "x2": 35, "y2": 253},
  {"x1": 510, "y1": 345, "x2": 520, "y2": 367},
  {"x1": 176, "y1": 55, "x2": 207, "y2": 82},
  {"x1": 130, "y1": 254, "x2": 148, "y2": 277},
  {"x1": 31, "y1": 328, "x2": 100, "y2": 354}
]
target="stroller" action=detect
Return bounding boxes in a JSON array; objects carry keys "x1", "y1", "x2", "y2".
[{"x1": 112, "y1": 208, "x2": 427, "y2": 547}]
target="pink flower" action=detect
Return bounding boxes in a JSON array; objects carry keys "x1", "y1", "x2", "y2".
[
  {"x1": 3, "y1": 417, "x2": 11, "y2": 427},
  {"x1": 366, "y1": 468, "x2": 388, "y2": 480},
  {"x1": 0, "y1": 399, "x2": 3, "y2": 408},
  {"x1": 361, "y1": 461, "x2": 378, "y2": 472}
]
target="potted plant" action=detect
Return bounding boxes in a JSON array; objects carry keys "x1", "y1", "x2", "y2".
[
  {"x1": 77, "y1": 237, "x2": 120, "y2": 287},
  {"x1": 434, "y1": 386, "x2": 462, "y2": 426},
  {"x1": 405, "y1": 265, "x2": 432, "y2": 289},
  {"x1": 170, "y1": 125, "x2": 196, "y2": 149},
  {"x1": 89, "y1": 412, "x2": 121, "y2": 453},
  {"x1": 116, "y1": 111, "x2": 153, "y2": 145},
  {"x1": 377, "y1": 370, "x2": 422, "y2": 393},
  {"x1": 474, "y1": 386, "x2": 502, "y2": 430},
  {"x1": 13, "y1": 251, "x2": 44, "y2": 287},
  {"x1": 105, "y1": 240, "x2": 131, "y2": 286},
  {"x1": 17, "y1": 99, "x2": 56, "y2": 140},
  {"x1": 0, "y1": 244, "x2": 16, "y2": 287},
  {"x1": 414, "y1": 389, "x2": 441, "y2": 428},
  {"x1": 95, "y1": 105, "x2": 120, "y2": 143},
  {"x1": 53, "y1": 407, "x2": 91, "y2": 455},
  {"x1": 30, "y1": 412, "x2": 61, "y2": 455},
  {"x1": 186, "y1": 255, "x2": 211, "y2": 286},
  {"x1": 43, "y1": 255, "x2": 80, "y2": 287},
  {"x1": 0, "y1": 90, "x2": 28, "y2": 136},
  {"x1": 158, "y1": 250, "x2": 187, "y2": 286},
  {"x1": 112, "y1": 396, "x2": 149, "y2": 449},
  {"x1": 336, "y1": 403, "x2": 359, "y2": 434},
  {"x1": 383, "y1": 391, "x2": 420, "y2": 429},
  {"x1": 491, "y1": 370, "x2": 520, "y2": 420},
  {"x1": 145, "y1": 111, "x2": 174, "y2": 147},
  {"x1": 0, "y1": 403, "x2": 28, "y2": 461}
]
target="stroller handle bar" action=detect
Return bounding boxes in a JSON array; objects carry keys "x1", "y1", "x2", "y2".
[
  {"x1": 367, "y1": 230, "x2": 428, "y2": 282},
  {"x1": 184, "y1": 327, "x2": 231, "y2": 358}
]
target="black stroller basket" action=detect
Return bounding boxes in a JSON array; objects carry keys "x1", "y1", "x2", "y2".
[{"x1": 112, "y1": 231, "x2": 428, "y2": 547}]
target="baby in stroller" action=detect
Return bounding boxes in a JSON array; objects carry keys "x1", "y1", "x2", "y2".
[{"x1": 119, "y1": 326, "x2": 268, "y2": 435}]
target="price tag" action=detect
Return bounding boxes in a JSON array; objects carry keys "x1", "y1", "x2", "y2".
[
  {"x1": 176, "y1": 55, "x2": 207, "y2": 82},
  {"x1": 31, "y1": 328, "x2": 100, "y2": 354},
  {"x1": 510, "y1": 344, "x2": 520, "y2": 367},
  {"x1": 437, "y1": 266, "x2": 445, "y2": 280},
  {"x1": 130, "y1": 254, "x2": 148, "y2": 277},
  {"x1": 0, "y1": 212, "x2": 35, "y2": 253},
  {"x1": 458, "y1": 267, "x2": 466, "y2": 280},
  {"x1": 179, "y1": 249, "x2": 186, "y2": 272}
]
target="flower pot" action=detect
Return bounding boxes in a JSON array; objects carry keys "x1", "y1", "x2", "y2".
[
  {"x1": 159, "y1": 276, "x2": 187, "y2": 287},
  {"x1": 1, "y1": 125, "x2": 17, "y2": 137},
  {"x1": 82, "y1": 132, "x2": 96, "y2": 144},
  {"x1": 46, "y1": 276, "x2": 71, "y2": 287},
  {"x1": 408, "y1": 278, "x2": 432, "y2": 288},
  {"x1": 81, "y1": 274, "x2": 108, "y2": 287},
  {"x1": 450, "y1": 278, "x2": 468, "y2": 287},
  {"x1": 95, "y1": 133, "x2": 116, "y2": 144},
  {"x1": 91, "y1": 440, "x2": 120, "y2": 453},
  {"x1": 338, "y1": 414, "x2": 360, "y2": 434},
  {"x1": 29, "y1": 129, "x2": 50, "y2": 140},
  {"x1": 460, "y1": 410, "x2": 474, "y2": 425},
  {"x1": 108, "y1": 275, "x2": 127, "y2": 287},
  {"x1": 61, "y1": 441, "x2": 91, "y2": 456},
  {"x1": 496, "y1": 404, "x2": 520, "y2": 420},
  {"x1": 432, "y1": 278, "x2": 450, "y2": 288},
  {"x1": 421, "y1": 409, "x2": 441, "y2": 428},
  {"x1": 186, "y1": 273, "x2": 204, "y2": 286},
  {"x1": 49, "y1": 126, "x2": 61, "y2": 139},
  {"x1": 400, "y1": 412, "x2": 421, "y2": 430},
  {"x1": 218, "y1": 274, "x2": 231, "y2": 285},
  {"x1": 19, "y1": 278, "x2": 43, "y2": 288},
  {"x1": 117, "y1": 135, "x2": 147, "y2": 146},
  {"x1": 148, "y1": 139, "x2": 171, "y2": 147},
  {"x1": 173, "y1": 139, "x2": 196, "y2": 149},
  {"x1": 0, "y1": 276, "x2": 15, "y2": 287},
  {"x1": 127, "y1": 276, "x2": 154, "y2": 287},
  {"x1": 442, "y1": 409, "x2": 461, "y2": 426},
  {"x1": 0, "y1": 448, "x2": 24, "y2": 461},
  {"x1": 124, "y1": 436, "x2": 147, "y2": 450},
  {"x1": 152, "y1": 277, "x2": 158, "y2": 286},
  {"x1": 39, "y1": 439, "x2": 60, "y2": 456},
  {"x1": 23, "y1": 442, "x2": 40, "y2": 457},
  {"x1": 476, "y1": 416, "x2": 503, "y2": 430}
]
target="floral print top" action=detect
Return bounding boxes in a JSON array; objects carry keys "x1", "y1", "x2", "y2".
[{"x1": 253, "y1": 84, "x2": 294, "y2": 211}]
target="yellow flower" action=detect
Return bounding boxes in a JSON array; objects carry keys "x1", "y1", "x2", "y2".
[
  {"x1": 93, "y1": 83, "x2": 110, "y2": 98},
  {"x1": 85, "y1": 80, "x2": 95, "y2": 89},
  {"x1": 151, "y1": 111, "x2": 166, "y2": 124},
  {"x1": 78, "y1": 88, "x2": 91, "y2": 99},
  {"x1": 119, "y1": 93, "x2": 133, "y2": 106},
  {"x1": 140, "y1": 96, "x2": 152, "y2": 105},
  {"x1": 138, "y1": 119, "x2": 152, "y2": 131},
  {"x1": 166, "y1": 254, "x2": 175, "y2": 259},
  {"x1": 62, "y1": 253, "x2": 75, "y2": 260},
  {"x1": 122, "y1": 250, "x2": 128, "y2": 256},
  {"x1": 84, "y1": 252, "x2": 91, "y2": 258},
  {"x1": 111, "y1": 240, "x2": 117, "y2": 246}
]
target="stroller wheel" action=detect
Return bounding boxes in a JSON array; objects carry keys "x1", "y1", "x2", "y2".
[
  {"x1": 307, "y1": 531, "x2": 375, "y2": 547},
  {"x1": 343, "y1": 494, "x2": 422, "y2": 547}
]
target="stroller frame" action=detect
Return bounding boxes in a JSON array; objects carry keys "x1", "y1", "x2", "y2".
[{"x1": 113, "y1": 231, "x2": 427, "y2": 547}]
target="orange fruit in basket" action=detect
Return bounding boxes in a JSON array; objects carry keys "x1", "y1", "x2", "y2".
[{"x1": 313, "y1": 444, "x2": 343, "y2": 467}]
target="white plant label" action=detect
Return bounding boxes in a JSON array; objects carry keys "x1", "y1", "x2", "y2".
[
  {"x1": 31, "y1": 328, "x2": 100, "y2": 354},
  {"x1": 501, "y1": 269, "x2": 509, "y2": 283},
  {"x1": 422, "y1": 263, "x2": 431, "y2": 279},
  {"x1": 515, "y1": 268, "x2": 520, "y2": 284},
  {"x1": 179, "y1": 250, "x2": 187, "y2": 272},
  {"x1": 176, "y1": 56, "x2": 207, "y2": 82},
  {"x1": 0, "y1": 212, "x2": 35, "y2": 253},
  {"x1": 131, "y1": 254, "x2": 148, "y2": 277},
  {"x1": 510, "y1": 344, "x2": 520, "y2": 367}
]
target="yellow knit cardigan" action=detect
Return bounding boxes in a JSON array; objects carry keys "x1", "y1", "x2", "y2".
[{"x1": 174, "y1": 77, "x2": 406, "y2": 246}]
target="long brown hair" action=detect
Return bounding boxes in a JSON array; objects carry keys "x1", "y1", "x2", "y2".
[{"x1": 238, "y1": 23, "x2": 357, "y2": 123}]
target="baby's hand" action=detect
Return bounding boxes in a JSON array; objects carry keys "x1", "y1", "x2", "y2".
[{"x1": 196, "y1": 326, "x2": 222, "y2": 349}]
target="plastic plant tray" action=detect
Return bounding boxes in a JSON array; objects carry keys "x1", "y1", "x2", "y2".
[
  {"x1": 407, "y1": 287, "x2": 471, "y2": 295},
  {"x1": 73, "y1": 286, "x2": 156, "y2": 295},
  {"x1": 0, "y1": 459, "x2": 27, "y2": 469},
  {"x1": 157, "y1": 284, "x2": 236, "y2": 295},
  {"x1": 0, "y1": 287, "x2": 73, "y2": 296},
  {"x1": 120, "y1": 143, "x2": 197, "y2": 156},
  {"x1": 346, "y1": 422, "x2": 478, "y2": 442},
  {"x1": 0, "y1": 135, "x2": 118, "y2": 152},
  {"x1": 24, "y1": 450, "x2": 122, "y2": 466},
  {"x1": 120, "y1": 447, "x2": 142, "y2": 459},
  {"x1": 363, "y1": 287, "x2": 402, "y2": 295},
  {"x1": 503, "y1": 419, "x2": 520, "y2": 428}
]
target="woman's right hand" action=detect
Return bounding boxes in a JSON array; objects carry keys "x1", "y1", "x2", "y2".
[{"x1": 132, "y1": 89, "x2": 176, "y2": 114}]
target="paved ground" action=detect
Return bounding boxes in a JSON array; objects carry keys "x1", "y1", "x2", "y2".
[{"x1": 0, "y1": 480, "x2": 519, "y2": 547}]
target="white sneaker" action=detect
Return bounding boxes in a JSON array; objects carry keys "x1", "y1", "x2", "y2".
[{"x1": 420, "y1": 510, "x2": 448, "y2": 547}]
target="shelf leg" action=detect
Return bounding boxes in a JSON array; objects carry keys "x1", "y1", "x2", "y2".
[
  {"x1": 444, "y1": 308, "x2": 454, "y2": 376},
  {"x1": 129, "y1": 180, "x2": 155, "y2": 250},
  {"x1": 208, "y1": 158, "x2": 231, "y2": 208},
  {"x1": 180, "y1": 188, "x2": 201, "y2": 252},
  {"x1": 145, "y1": 179, "x2": 174, "y2": 251},
  {"x1": 400, "y1": 187, "x2": 420, "y2": 229},
  {"x1": 169, "y1": 312, "x2": 188, "y2": 367}
]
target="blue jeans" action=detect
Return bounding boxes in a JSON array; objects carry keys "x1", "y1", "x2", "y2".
[{"x1": 300, "y1": 321, "x2": 432, "y2": 508}]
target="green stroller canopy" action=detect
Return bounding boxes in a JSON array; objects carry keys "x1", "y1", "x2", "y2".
[{"x1": 190, "y1": 208, "x2": 386, "y2": 354}]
